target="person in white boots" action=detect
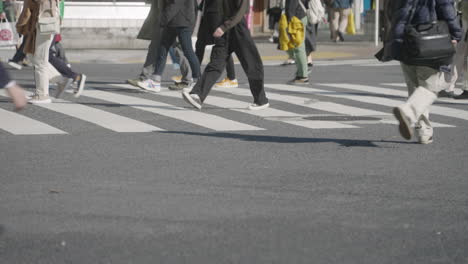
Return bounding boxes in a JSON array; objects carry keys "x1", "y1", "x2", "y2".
[
  {"x1": 454, "y1": 0, "x2": 468, "y2": 99},
  {"x1": 376, "y1": 0, "x2": 462, "y2": 144}
]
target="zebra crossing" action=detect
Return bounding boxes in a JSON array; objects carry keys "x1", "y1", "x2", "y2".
[{"x1": 1, "y1": 82, "x2": 467, "y2": 135}]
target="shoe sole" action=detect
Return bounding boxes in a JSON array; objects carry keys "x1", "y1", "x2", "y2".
[
  {"x1": 28, "y1": 99, "x2": 52, "y2": 104},
  {"x1": 74, "y1": 75, "x2": 87, "y2": 98},
  {"x1": 55, "y1": 79, "x2": 74, "y2": 98},
  {"x1": 393, "y1": 107, "x2": 412, "y2": 140},
  {"x1": 248, "y1": 103, "x2": 270, "y2": 111},
  {"x1": 182, "y1": 92, "x2": 202, "y2": 110},
  {"x1": 8, "y1": 62, "x2": 22, "y2": 70}
]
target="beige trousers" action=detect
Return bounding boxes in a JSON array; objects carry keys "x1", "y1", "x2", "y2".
[
  {"x1": 399, "y1": 63, "x2": 446, "y2": 136},
  {"x1": 29, "y1": 31, "x2": 65, "y2": 96},
  {"x1": 330, "y1": 8, "x2": 351, "y2": 38}
]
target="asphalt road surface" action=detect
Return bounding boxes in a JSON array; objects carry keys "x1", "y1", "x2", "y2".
[{"x1": 1, "y1": 60, "x2": 468, "y2": 264}]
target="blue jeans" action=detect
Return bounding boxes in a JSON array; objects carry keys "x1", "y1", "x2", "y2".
[{"x1": 153, "y1": 27, "x2": 200, "y2": 80}]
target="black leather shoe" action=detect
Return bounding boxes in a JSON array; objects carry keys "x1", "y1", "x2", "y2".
[{"x1": 454, "y1": 91, "x2": 468, "y2": 99}]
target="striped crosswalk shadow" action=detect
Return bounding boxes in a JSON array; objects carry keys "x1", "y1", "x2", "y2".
[
  {"x1": 319, "y1": 83, "x2": 468, "y2": 120},
  {"x1": 0, "y1": 107, "x2": 67, "y2": 135},
  {"x1": 264, "y1": 84, "x2": 455, "y2": 128},
  {"x1": 81, "y1": 87, "x2": 263, "y2": 132},
  {"x1": 0, "y1": 90, "x2": 162, "y2": 134},
  {"x1": 112, "y1": 84, "x2": 358, "y2": 130}
]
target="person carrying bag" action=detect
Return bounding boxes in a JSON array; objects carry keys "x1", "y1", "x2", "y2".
[
  {"x1": 378, "y1": 0, "x2": 461, "y2": 145},
  {"x1": 16, "y1": 0, "x2": 68, "y2": 104}
]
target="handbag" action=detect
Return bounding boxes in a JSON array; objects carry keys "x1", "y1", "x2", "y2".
[
  {"x1": 38, "y1": 0, "x2": 60, "y2": 35},
  {"x1": 0, "y1": 18, "x2": 19, "y2": 47},
  {"x1": 401, "y1": 0, "x2": 456, "y2": 67},
  {"x1": 298, "y1": 0, "x2": 326, "y2": 25}
]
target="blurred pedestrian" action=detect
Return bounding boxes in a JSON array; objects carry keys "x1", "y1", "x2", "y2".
[
  {"x1": 138, "y1": 0, "x2": 200, "y2": 91},
  {"x1": 285, "y1": 0, "x2": 309, "y2": 84},
  {"x1": 16, "y1": 0, "x2": 71, "y2": 104},
  {"x1": 182, "y1": 0, "x2": 269, "y2": 110},
  {"x1": 377, "y1": 0, "x2": 461, "y2": 144},
  {"x1": 0, "y1": 0, "x2": 17, "y2": 22},
  {"x1": 127, "y1": 0, "x2": 163, "y2": 91},
  {"x1": 329, "y1": 0, "x2": 353, "y2": 42},
  {"x1": 1, "y1": 62, "x2": 26, "y2": 110},
  {"x1": 195, "y1": 0, "x2": 238, "y2": 89},
  {"x1": 454, "y1": 0, "x2": 468, "y2": 99},
  {"x1": 50, "y1": 34, "x2": 86, "y2": 98}
]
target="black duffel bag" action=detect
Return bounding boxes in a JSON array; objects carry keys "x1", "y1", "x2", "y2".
[{"x1": 401, "y1": 0, "x2": 456, "y2": 68}]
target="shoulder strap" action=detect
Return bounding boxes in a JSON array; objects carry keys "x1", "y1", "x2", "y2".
[
  {"x1": 298, "y1": 0, "x2": 307, "y2": 12},
  {"x1": 406, "y1": 0, "x2": 420, "y2": 25}
]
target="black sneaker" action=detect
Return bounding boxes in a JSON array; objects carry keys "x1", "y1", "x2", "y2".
[
  {"x1": 438, "y1": 90, "x2": 454, "y2": 98},
  {"x1": 454, "y1": 90, "x2": 468, "y2": 99},
  {"x1": 288, "y1": 77, "x2": 309, "y2": 84},
  {"x1": 169, "y1": 81, "x2": 192, "y2": 91}
]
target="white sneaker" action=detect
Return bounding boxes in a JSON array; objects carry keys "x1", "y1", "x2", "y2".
[
  {"x1": 7, "y1": 61, "x2": 22, "y2": 70},
  {"x1": 182, "y1": 92, "x2": 202, "y2": 110},
  {"x1": 28, "y1": 94, "x2": 52, "y2": 104},
  {"x1": 247, "y1": 102, "x2": 270, "y2": 111},
  {"x1": 73, "y1": 74, "x2": 87, "y2": 98},
  {"x1": 415, "y1": 126, "x2": 434, "y2": 144},
  {"x1": 54, "y1": 78, "x2": 74, "y2": 98},
  {"x1": 137, "y1": 79, "x2": 161, "y2": 92}
]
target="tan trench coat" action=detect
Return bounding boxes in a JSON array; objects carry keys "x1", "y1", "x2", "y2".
[{"x1": 16, "y1": 0, "x2": 59, "y2": 54}]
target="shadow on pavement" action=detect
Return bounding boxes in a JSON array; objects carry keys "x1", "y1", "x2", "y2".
[{"x1": 159, "y1": 131, "x2": 415, "y2": 147}]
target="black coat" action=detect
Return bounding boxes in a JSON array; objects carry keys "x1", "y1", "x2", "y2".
[
  {"x1": 160, "y1": 0, "x2": 198, "y2": 28},
  {"x1": 197, "y1": 0, "x2": 223, "y2": 44}
]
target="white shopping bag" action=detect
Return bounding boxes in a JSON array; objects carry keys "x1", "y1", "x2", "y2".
[{"x1": 0, "y1": 18, "x2": 18, "y2": 47}]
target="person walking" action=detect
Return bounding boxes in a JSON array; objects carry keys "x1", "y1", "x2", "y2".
[
  {"x1": 285, "y1": 0, "x2": 309, "y2": 84},
  {"x1": 1, "y1": 62, "x2": 26, "y2": 110},
  {"x1": 454, "y1": 0, "x2": 468, "y2": 99},
  {"x1": 50, "y1": 34, "x2": 86, "y2": 98},
  {"x1": 138, "y1": 0, "x2": 200, "y2": 91},
  {"x1": 377, "y1": 0, "x2": 461, "y2": 144},
  {"x1": 196, "y1": 0, "x2": 238, "y2": 89},
  {"x1": 16, "y1": 0, "x2": 72, "y2": 104},
  {"x1": 182, "y1": 0, "x2": 269, "y2": 110},
  {"x1": 329, "y1": 0, "x2": 353, "y2": 42},
  {"x1": 127, "y1": 0, "x2": 162, "y2": 91}
]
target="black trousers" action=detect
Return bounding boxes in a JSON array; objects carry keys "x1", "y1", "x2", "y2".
[
  {"x1": 195, "y1": 38, "x2": 236, "y2": 80},
  {"x1": 191, "y1": 20, "x2": 268, "y2": 105},
  {"x1": 49, "y1": 53, "x2": 78, "y2": 80},
  {"x1": 0, "y1": 63, "x2": 11, "y2": 88}
]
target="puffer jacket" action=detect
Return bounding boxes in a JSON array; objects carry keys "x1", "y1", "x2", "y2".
[
  {"x1": 378, "y1": 0, "x2": 462, "y2": 62},
  {"x1": 332, "y1": 0, "x2": 354, "y2": 9}
]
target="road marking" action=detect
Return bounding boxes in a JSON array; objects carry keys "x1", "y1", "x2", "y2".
[
  {"x1": 5, "y1": 90, "x2": 163, "y2": 133},
  {"x1": 113, "y1": 84, "x2": 358, "y2": 130},
  {"x1": 265, "y1": 84, "x2": 454, "y2": 127},
  {"x1": 0, "y1": 107, "x2": 67, "y2": 135},
  {"x1": 84, "y1": 87, "x2": 263, "y2": 131},
  {"x1": 320, "y1": 83, "x2": 468, "y2": 113},
  {"x1": 220, "y1": 86, "x2": 389, "y2": 117}
]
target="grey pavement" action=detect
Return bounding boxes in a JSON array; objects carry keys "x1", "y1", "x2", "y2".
[
  {"x1": 1, "y1": 51, "x2": 468, "y2": 264},
  {"x1": 0, "y1": 41, "x2": 382, "y2": 66}
]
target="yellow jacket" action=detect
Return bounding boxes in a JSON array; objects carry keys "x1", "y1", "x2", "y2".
[{"x1": 279, "y1": 14, "x2": 304, "y2": 51}]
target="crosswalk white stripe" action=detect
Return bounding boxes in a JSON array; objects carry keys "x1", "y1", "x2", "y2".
[
  {"x1": 113, "y1": 84, "x2": 358, "y2": 129},
  {"x1": 0, "y1": 107, "x2": 67, "y2": 135},
  {"x1": 219, "y1": 86, "x2": 389, "y2": 117},
  {"x1": 83, "y1": 87, "x2": 263, "y2": 131},
  {"x1": 265, "y1": 84, "x2": 455, "y2": 127},
  {"x1": 15, "y1": 90, "x2": 164, "y2": 133},
  {"x1": 320, "y1": 83, "x2": 468, "y2": 118}
]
